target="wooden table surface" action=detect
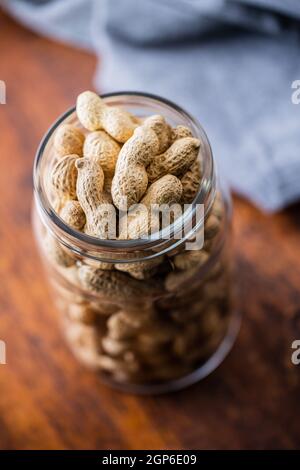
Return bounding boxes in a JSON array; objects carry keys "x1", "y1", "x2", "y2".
[{"x1": 0, "y1": 11, "x2": 299, "y2": 450}]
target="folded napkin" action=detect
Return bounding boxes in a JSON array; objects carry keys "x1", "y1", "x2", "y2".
[{"x1": 3, "y1": 0, "x2": 300, "y2": 211}]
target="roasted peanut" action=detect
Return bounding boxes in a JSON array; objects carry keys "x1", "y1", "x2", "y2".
[
  {"x1": 164, "y1": 266, "x2": 199, "y2": 292},
  {"x1": 115, "y1": 258, "x2": 162, "y2": 280},
  {"x1": 83, "y1": 130, "x2": 120, "y2": 177},
  {"x1": 44, "y1": 233, "x2": 75, "y2": 267},
  {"x1": 64, "y1": 320, "x2": 103, "y2": 369},
  {"x1": 147, "y1": 137, "x2": 200, "y2": 182},
  {"x1": 76, "y1": 156, "x2": 115, "y2": 238},
  {"x1": 78, "y1": 265, "x2": 161, "y2": 301},
  {"x1": 171, "y1": 125, "x2": 192, "y2": 141},
  {"x1": 89, "y1": 300, "x2": 120, "y2": 316},
  {"x1": 118, "y1": 174, "x2": 182, "y2": 240},
  {"x1": 144, "y1": 114, "x2": 172, "y2": 153},
  {"x1": 180, "y1": 158, "x2": 202, "y2": 203},
  {"x1": 76, "y1": 91, "x2": 136, "y2": 142},
  {"x1": 107, "y1": 311, "x2": 139, "y2": 340},
  {"x1": 173, "y1": 249, "x2": 209, "y2": 271},
  {"x1": 54, "y1": 124, "x2": 85, "y2": 157},
  {"x1": 101, "y1": 337, "x2": 131, "y2": 357},
  {"x1": 68, "y1": 303, "x2": 98, "y2": 325},
  {"x1": 116, "y1": 174, "x2": 181, "y2": 278},
  {"x1": 60, "y1": 200, "x2": 86, "y2": 231},
  {"x1": 51, "y1": 154, "x2": 78, "y2": 205},
  {"x1": 111, "y1": 115, "x2": 172, "y2": 210},
  {"x1": 97, "y1": 354, "x2": 139, "y2": 375},
  {"x1": 204, "y1": 213, "x2": 221, "y2": 239}
]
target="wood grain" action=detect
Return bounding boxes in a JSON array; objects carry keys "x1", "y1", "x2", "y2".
[{"x1": 0, "y1": 11, "x2": 299, "y2": 450}]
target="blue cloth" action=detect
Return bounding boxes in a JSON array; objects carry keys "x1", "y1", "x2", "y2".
[{"x1": 3, "y1": 0, "x2": 300, "y2": 211}]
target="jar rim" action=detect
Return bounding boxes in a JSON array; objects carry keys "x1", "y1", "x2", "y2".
[{"x1": 33, "y1": 91, "x2": 216, "y2": 261}]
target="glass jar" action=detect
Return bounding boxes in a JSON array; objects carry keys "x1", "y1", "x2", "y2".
[{"x1": 32, "y1": 92, "x2": 240, "y2": 394}]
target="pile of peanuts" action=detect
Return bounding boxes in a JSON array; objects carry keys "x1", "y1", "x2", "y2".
[{"x1": 40, "y1": 91, "x2": 233, "y2": 385}]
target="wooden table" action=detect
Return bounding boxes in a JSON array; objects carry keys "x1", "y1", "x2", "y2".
[{"x1": 0, "y1": 11, "x2": 299, "y2": 450}]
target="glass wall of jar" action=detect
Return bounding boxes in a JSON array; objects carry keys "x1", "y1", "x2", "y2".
[{"x1": 32, "y1": 92, "x2": 240, "y2": 394}]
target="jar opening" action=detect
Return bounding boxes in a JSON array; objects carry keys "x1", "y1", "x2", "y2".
[{"x1": 33, "y1": 91, "x2": 216, "y2": 262}]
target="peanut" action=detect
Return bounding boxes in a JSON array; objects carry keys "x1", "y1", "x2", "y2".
[
  {"x1": 68, "y1": 303, "x2": 98, "y2": 325},
  {"x1": 51, "y1": 154, "x2": 78, "y2": 205},
  {"x1": 180, "y1": 158, "x2": 202, "y2": 203},
  {"x1": 111, "y1": 115, "x2": 172, "y2": 210},
  {"x1": 118, "y1": 174, "x2": 182, "y2": 239},
  {"x1": 64, "y1": 320, "x2": 103, "y2": 369},
  {"x1": 171, "y1": 125, "x2": 192, "y2": 141},
  {"x1": 111, "y1": 307, "x2": 154, "y2": 330},
  {"x1": 56, "y1": 265, "x2": 80, "y2": 291},
  {"x1": 78, "y1": 265, "x2": 161, "y2": 302},
  {"x1": 53, "y1": 124, "x2": 85, "y2": 157},
  {"x1": 44, "y1": 233, "x2": 75, "y2": 267},
  {"x1": 144, "y1": 114, "x2": 172, "y2": 153},
  {"x1": 211, "y1": 192, "x2": 224, "y2": 219},
  {"x1": 76, "y1": 91, "x2": 136, "y2": 142},
  {"x1": 173, "y1": 249, "x2": 209, "y2": 271},
  {"x1": 204, "y1": 213, "x2": 221, "y2": 239},
  {"x1": 170, "y1": 299, "x2": 206, "y2": 323},
  {"x1": 83, "y1": 130, "x2": 120, "y2": 177},
  {"x1": 107, "y1": 311, "x2": 139, "y2": 340},
  {"x1": 116, "y1": 174, "x2": 181, "y2": 279},
  {"x1": 101, "y1": 337, "x2": 132, "y2": 357},
  {"x1": 143, "y1": 174, "x2": 183, "y2": 207},
  {"x1": 75, "y1": 157, "x2": 115, "y2": 238},
  {"x1": 97, "y1": 354, "x2": 139, "y2": 375},
  {"x1": 164, "y1": 266, "x2": 199, "y2": 292},
  {"x1": 84, "y1": 259, "x2": 115, "y2": 271},
  {"x1": 115, "y1": 258, "x2": 162, "y2": 280},
  {"x1": 137, "y1": 321, "x2": 177, "y2": 347},
  {"x1": 147, "y1": 137, "x2": 200, "y2": 183},
  {"x1": 89, "y1": 300, "x2": 120, "y2": 316},
  {"x1": 60, "y1": 200, "x2": 86, "y2": 231},
  {"x1": 173, "y1": 322, "x2": 202, "y2": 357}
]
